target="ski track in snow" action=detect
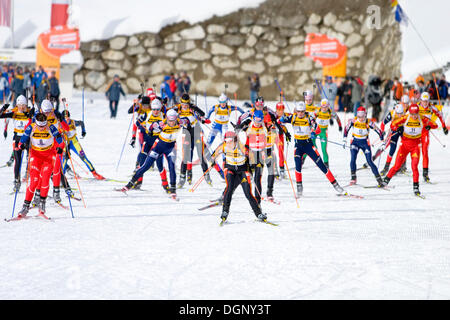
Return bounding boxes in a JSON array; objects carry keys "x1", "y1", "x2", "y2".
[{"x1": 1, "y1": 91, "x2": 450, "y2": 299}]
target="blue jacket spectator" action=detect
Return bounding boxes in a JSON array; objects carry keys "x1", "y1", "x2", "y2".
[
  {"x1": 33, "y1": 66, "x2": 48, "y2": 89},
  {"x1": 160, "y1": 76, "x2": 174, "y2": 102}
]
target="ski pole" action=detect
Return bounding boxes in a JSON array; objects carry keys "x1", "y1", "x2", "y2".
[
  {"x1": 430, "y1": 130, "x2": 446, "y2": 148},
  {"x1": 283, "y1": 159, "x2": 300, "y2": 209},
  {"x1": 59, "y1": 154, "x2": 74, "y2": 218},
  {"x1": 189, "y1": 164, "x2": 214, "y2": 193},
  {"x1": 274, "y1": 78, "x2": 292, "y2": 112},
  {"x1": 82, "y1": 87, "x2": 85, "y2": 124},
  {"x1": 10, "y1": 151, "x2": 24, "y2": 218},
  {"x1": 314, "y1": 135, "x2": 350, "y2": 149}
]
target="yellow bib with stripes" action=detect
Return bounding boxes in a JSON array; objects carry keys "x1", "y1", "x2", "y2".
[{"x1": 30, "y1": 124, "x2": 54, "y2": 151}]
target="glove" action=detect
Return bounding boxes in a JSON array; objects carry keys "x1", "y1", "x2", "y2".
[
  {"x1": 81, "y1": 131, "x2": 86, "y2": 138},
  {"x1": 56, "y1": 147, "x2": 63, "y2": 154},
  {"x1": 339, "y1": 126, "x2": 343, "y2": 132},
  {"x1": 425, "y1": 125, "x2": 431, "y2": 131},
  {"x1": 203, "y1": 119, "x2": 211, "y2": 124},
  {"x1": 3, "y1": 129, "x2": 7, "y2": 139},
  {"x1": 330, "y1": 118, "x2": 334, "y2": 126},
  {"x1": 19, "y1": 143, "x2": 26, "y2": 150},
  {"x1": 285, "y1": 131, "x2": 291, "y2": 142},
  {"x1": 137, "y1": 114, "x2": 146, "y2": 123},
  {"x1": 443, "y1": 127, "x2": 448, "y2": 135},
  {"x1": 1, "y1": 103, "x2": 10, "y2": 112},
  {"x1": 130, "y1": 136, "x2": 136, "y2": 148}
]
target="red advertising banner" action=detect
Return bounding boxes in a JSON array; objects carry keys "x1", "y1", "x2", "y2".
[
  {"x1": 304, "y1": 33, "x2": 348, "y2": 78},
  {"x1": 36, "y1": 25, "x2": 80, "y2": 79}
]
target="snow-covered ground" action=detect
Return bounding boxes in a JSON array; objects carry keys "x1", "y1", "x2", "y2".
[{"x1": 1, "y1": 92, "x2": 450, "y2": 299}]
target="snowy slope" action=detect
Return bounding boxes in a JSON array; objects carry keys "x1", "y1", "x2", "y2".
[{"x1": 0, "y1": 92, "x2": 450, "y2": 299}]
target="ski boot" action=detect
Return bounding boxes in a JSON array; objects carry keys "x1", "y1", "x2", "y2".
[
  {"x1": 161, "y1": 179, "x2": 169, "y2": 193},
  {"x1": 65, "y1": 187, "x2": 75, "y2": 198},
  {"x1": 332, "y1": 181, "x2": 344, "y2": 194},
  {"x1": 53, "y1": 187, "x2": 62, "y2": 203},
  {"x1": 12, "y1": 178, "x2": 21, "y2": 193},
  {"x1": 220, "y1": 210, "x2": 229, "y2": 221},
  {"x1": 376, "y1": 175, "x2": 386, "y2": 188},
  {"x1": 177, "y1": 173, "x2": 186, "y2": 189},
  {"x1": 17, "y1": 201, "x2": 31, "y2": 219},
  {"x1": 31, "y1": 189, "x2": 41, "y2": 208},
  {"x1": 204, "y1": 172, "x2": 213, "y2": 186},
  {"x1": 117, "y1": 181, "x2": 134, "y2": 194},
  {"x1": 383, "y1": 176, "x2": 391, "y2": 186},
  {"x1": 380, "y1": 162, "x2": 390, "y2": 176},
  {"x1": 256, "y1": 213, "x2": 268, "y2": 222},
  {"x1": 92, "y1": 170, "x2": 105, "y2": 180},
  {"x1": 413, "y1": 182, "x2": 421, "y2": 196},
  {"x1": 38, "y1": 197, "x2": 49, "y2": 219},
  {"x1": 6, "y1": 154, "x2": 14, "y2": 167},
  {"x1": 349, "y1": 172, "x2": 357, "y2": 186},
  {"x1": 187, "y1": 169, "x2": 193, "y2": 185},
  {"x1": 279, "y1": 167, "x2": 286, "y2": 180},
  {"x1": 296, "y1": 182, "x2": 303, "y2": 197},
  {"x1": 266, "y1": 188, "x2": 274, "y2": 201},
  {"x1": 132, "y1": 179, "x2": 142, "y2": 190},
  {"x1": 169, "y1": 185, "x2": 177, "y2": 200},
  {"x1": 66, "y1": 166, "x2": 80, "y2": 178},
  {"x1": 423, "y1": 168, "x2": 430, "y2": 183}
]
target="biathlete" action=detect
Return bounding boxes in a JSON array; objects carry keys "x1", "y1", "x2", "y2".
[
  {"x1": 343, "y1": 106, "x2": 385, "y2": 187},
  {"x1": 383, "y1": 104, "x2": 438, "y2": 196},
  {"x1": 280, "y1": 101, "x2": 344, "y2": 197},
  {"x1": 15, "y1": 112, "x2": 64, "y2": 219}
]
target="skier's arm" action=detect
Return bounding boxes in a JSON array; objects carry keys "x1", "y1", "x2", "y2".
[
  {"x1": 370, "y1": 121, "x2": 384, "y2": 140},
  {"x1": 423, "y1": 117, "x2": 438, "y2": 131},
  {"x1": 206, "y1": 107, "x2": 215, "y2": 119},
  {"x1": 390, "y1": 116, "x2": 407, "y2": 131},
  {"x1": 343, "y1": 119, "x2": 354, "y2": 138},
  {"x1": 74, "y1": 120, "x2": 86, "y2": 137}
]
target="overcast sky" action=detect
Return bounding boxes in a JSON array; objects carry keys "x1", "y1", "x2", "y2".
[{"x1": 0, "y1": 0, "x2": 448, "y2": 80}]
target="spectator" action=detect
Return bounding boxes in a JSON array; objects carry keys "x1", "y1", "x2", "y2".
[
  {"x1": 160, "y1": 75, "x2": 174, "y2": 104},
  {"x1": 341, "y1": 77, "x2": 352, "y2": 112},
  {"x1": 426, "y1": 79, "x2": 438, "y2": 101},
  {"x1": 169, "y1": 73, "x2": 177, "y2": 104},
  {"x1": 438, "y1": 74, "x2": 448, "y2": 101},
  {"x1": 33, "y1": 65, "x2": 48, "y2": 90},
  {"x1": 350, "y1": 76, "x2": 363, "y2": 116},
  {"x1": 36, "y1": 76, "x2": 50, "y2": 105},
  {"x1": 2, "y1": 64, "x2": 10, "y2": 101},
  {"x1": 248, "y1": 73, "x2": 260, "y2": 105},
  {"x1": 48, "y1": 71, "x2": 61, "y2": 111},
  {"x1": 11, "y1": 66, "x2": 25, "y2": 105},
  {"x1": 322, "y1": 76, "x2": 338, "y2": 111},
  {"x1": 177, "y1": 71, "x2": 191, "y2": 96},
  {"x1": 0, "y1": 72, "x2": 8, "y2": 103},
  {"x1": 23, "y1": 66, "x2": 32, "y2": 95},
  {"x1": 364, "y1": 75, "x2": 383, "y2": 121},
  {"x1": 416, "y1": 80, "x2": 426, "y2": 94},
  {"x1": 391, "y1": 77, "x2": 403, "y2": 101},
  {"x1": 105, "y1": 75, "x2": 126, "y2": 119}
]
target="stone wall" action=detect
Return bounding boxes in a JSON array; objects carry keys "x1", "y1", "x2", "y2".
[{"x1": 74, "y1": 0, "x2": 402, "y2": 99}]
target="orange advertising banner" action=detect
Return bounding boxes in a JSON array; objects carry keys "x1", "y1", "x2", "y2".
[
  {"x1": 36, "y1": 25, "x2": 80, "y2": 79},
  {"x1": 304, "y1": 33, "x2": 347, "y2": 78}
]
